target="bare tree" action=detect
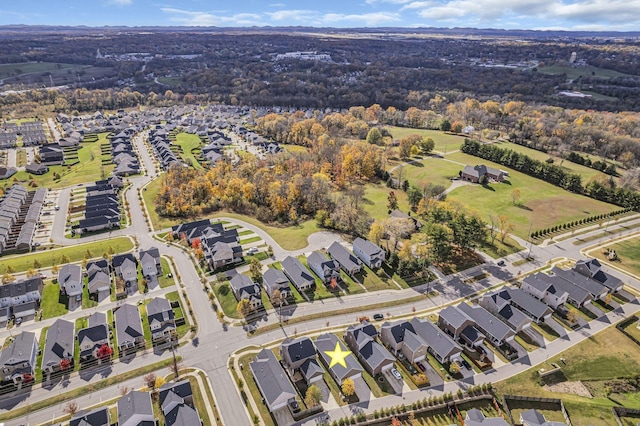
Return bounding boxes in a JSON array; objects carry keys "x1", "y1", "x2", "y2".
[{"x1": 63, "y1": 401, "x2": 79, "y2": 415}]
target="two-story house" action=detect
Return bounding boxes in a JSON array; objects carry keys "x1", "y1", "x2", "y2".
[
  {"x1": 115, "y1": 303, "x2": 145, "y2": 354},
  {"x1": 281, "y1": 256, "x2": 315, "y2": 293},
  {"x1": 58, "y1": 264, "x2": 83, "y2": 311},
  {"x1": 280, "y1": 336, "x2": 324, "y2": 384},
  {"x1": 307, "y1": 251, "x2": 341, "y2": 286},
  {"x1": 42, "y1": 319, "x2": 75, "y2": 377},
  {"x1": 262, "y1": 268, "x2": 291, "y2": 300},
  {"x1": 344, "y1": 322, "x2": 395, "y2": 376},
  {"x1": 229, "y1": 274, "x2": 263, "y2": 309},
  {"x1": 147, "y1": 297, "x2": 176, "y2": 346},
  {"x1": 328, "y1": 242, "x2": 362, "y2": 276},
  {"x1": 0, "y1": 331, "x2": 38, "y2": 384},
  {"x1": 379, "y1": 320, "x2": 428, "y2": 364},
  {"x1": 118, "y1": 390, "x2": 156, "y2": 426},
  {"x1": 352, "y1": 237, "x2": 386, "y2": 269}
]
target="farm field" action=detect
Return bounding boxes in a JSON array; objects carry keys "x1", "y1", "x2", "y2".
[
  {"x1": 538, "y1": 64, "x2": 634, "y2": 80},
  {"x1": 5, "y1": 132, "x2": 114, "y2": 190},
  {"x1": 494, "y1": 326, "x2": 640, "y2": 426},
  {"x1": 445, "y1": 151, "x2": 616, "y2": 239},
  {"x1": 489, "y1": 140, "x2": 610, "y2": 182},
  {"x1": 386, "y1": 126, "x2": 466, "y2": 154},
  {"x1": 0, "y1": 62, "x2": 79, "y2": 79},
  {"x1": 591, "y1": 236, "x2": 640, "y2": 277}
]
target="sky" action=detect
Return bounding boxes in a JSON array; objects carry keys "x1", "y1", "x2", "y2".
[{"x1": 0, "y1": 0, "x2": 639, "y2": 31}]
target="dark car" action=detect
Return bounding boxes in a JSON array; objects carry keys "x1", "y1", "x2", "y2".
[
  {"x1": 461, "y1": 359, "x2": 472, "y2": 370},
  {"x1": 417, "y1": 362, "x2": 426, "y2": 372},
  {"x1": 289, "y1": 400, "x2": 300, "y2": 413},
  {"x1": 497, "y1": 260, "x2": 506, "y2": 266},
  {"x1": 373, "y1": 313, "x2": 384, "y2": 321}
]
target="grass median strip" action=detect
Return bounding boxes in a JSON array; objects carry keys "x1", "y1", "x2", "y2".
[{"x1": 0, "y1": 356, "x2": 180, "y2": 422}]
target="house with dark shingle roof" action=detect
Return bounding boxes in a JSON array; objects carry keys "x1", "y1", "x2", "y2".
[
  {"x1": 147, "y1": 297, "x2": 176, "y2": 345},
  {"x1": 573, "y1": 258, "x2": 623, "y2": 293},
  {"x1": 522, "y1": 273, "x2": 569, "y2": 309},
  {"x1": 315, "y1": 333, "x2": 363, "y2": 385},
  {"x1": 281, "y1": 256, "x2": 315, "y2": 292},
  {"x1": 461, "y1": 164, "x2": 506, "y2": 183},
  {"x1": 115, "y1": 303, "x2": 145, "y2": 354},
  {"x1": 380, "y1": 320, "x2": 428, "y2": 364},
  {"x1": 552, "y1": 267, "x2": 608, "y2": 300},
  {"x1": 479, "y1": 289, "x2": 533, "y2": 332},
  {"x1": 457, "y1": 302, "x2": 516, "y2": 346},
  {"x1": 118, "y1": 390, "x2": 156, "y2": 426},
  {"x1": 229, "y1": 274, "x2": 263, "y2": 309},
  {"x1": 77, "y1": 314, "x2": 110, "y2": 362},
  {"x1": 410, "y1": 317, "x2": 462, "y2": 364},
  {"x1": 344, "y1": 322, "x2": 395, "y2": 376},
  {"x1": 280, "y1": 336, "x2": 317, "y2": 374},
  {"x1": 352, "y1": 237, "x2": 386, "y2": 269},
  {"x1": 0, "y1": 331, "x2": 38, "y2": 384},
  {"x1": 262, "y1": 268, "x2": 291, "y2": 299},
  {"x1": 42, "y1": 319, "x2": 75, "y2": 376},
  {"x1": 249, "y1": 349, "x2": 297, "y2": 413},
  {"x1": 70, "y1": 406, "x2": 110, "y2": 426},
  {"x1": 307, "y1": 251, "x2": 341, "y2": 285},
  {"x1": 58, "y1": 264, "x2": 83, "y2": 311},
  {"x1": 328, "y1": 241, "x2": 362, "y2": 276}
]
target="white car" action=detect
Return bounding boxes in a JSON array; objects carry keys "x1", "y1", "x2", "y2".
[
  {"x1": 391, "y1": 368, "x2": 402, "y2": 380},
  {"x1": 246, "y1": 247, "x2": 258, "y2": 255}
]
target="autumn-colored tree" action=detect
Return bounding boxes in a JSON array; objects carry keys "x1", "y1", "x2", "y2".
[
  {"x1": 59, "y1": 358, "x2": 71, "y2": 371},
  {"x1": 26, "y1": 268, "x2": 36, "y2": 278},
  {"x1": 498, "y1": 215, "x2": 514, "y2": 244},
  {"x1": 449, "y1": 362, "x2": 461, "y2": 375},
  {"x1": 143, "y1": 372, "x2": 157, "y2": 389},
  {"x1": 155, "y1": 376, "x2": 166, "y2": 389},
  {"x1": 63, "y1": 401, "x2": 79, "y2": 415},
  {"x1": 191, "y1": 237, "x2": 201, "y2": 250},
  {"x1": 367, "y1": 221, "x2": 385, "y2": 246},
  {"x1": 249, "y1": 258, "x2": 262, "y2": 282},
  {"x1": 2, "y1": 273, "x2": 15, "y2": 284},
  {"x1": 398, "y1": 241, "x2": 414, "y2": 262},
  {"x1": 60, "y1": 254, "x2": 70, "y2": 264},
  {"x1": 511, "y1": 188, "x2": 521, "y2": 205},
  {"x1": 391, "y1": 417, "x2": 402, "y2": 426},
  {"x1": 341, "y1": 378, "x2": 356, "y2": 397},
  {"x1": 237, "y1": 299, "x2": 253, "y2": 318},
  {"x1": 304, "y1": 384, "x2": 323, "y2": 407},
  {"x1": 51, "y1": 264, "x2": 60, "y2": 275},
  {"x1": 387, "y1": 191, "x2": 399, "y2": 211},
  {"x1": 329, "y1": 277, "x2": 338, "y2": 290},
  {"x1": 96, "y1": 344, "x2": 113, "y2": 360}
]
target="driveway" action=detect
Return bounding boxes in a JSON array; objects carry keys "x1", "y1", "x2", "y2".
[
  {"x1": 419, "y1": 361, "x2": 444, "y2": 388},
  {"x1": 381, "y1": 369, "x2": 404, "y2": 394},
  {"x1": 353, "y1": 376, "x2": 371, "y2": 403},
  {"x1": 543, "y1": 317, "x2": 569, "y2": 339},
  {"x1": 272, "y1": 406, "x2": 294, "y2": 426}
]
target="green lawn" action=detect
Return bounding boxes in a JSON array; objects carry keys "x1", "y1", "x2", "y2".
[
  {"x1": 165, "y1": 291, "x2": 191, "y2": 338},
  {"x1": 0, "y1": 62, "x2": 80, "y2": 79},
  {"x1": 386, "y1": 126, "x2": 466, "y2": 154},
  {"x1": 489, "y1": 140, "x2": 610, "y2": 182},
  {"x1": 174, "y1": 133, "x2": 204, "y2": 170},
  {"x1": 402, "y1": 156, "x2": 464, "y2": 189},
  {"x1": 354, "y1": 266, "x2": 398, "y2": 292},
  {"x1": 0, "y1": 237, "x2": 134, "y2": 274},
  {"x1": 158, "y1": 257, "x2": 176, "y2": 288},
  {"x1": 5, "y1": 133, "x2": 114, "y2": 190},
  {"x1": 143, "y1": 176, "x2": 320, "y2": 250},
  {"x1": 138, "y1": 303, "x2": 153, "y2": 348},
  {"x1": 41, "y1": 282, "x2": 68, "y2": 319},
  {"x1": 592, "y1": 236, "x2": 640, "y2": 278},
  {"x1": 538, "y1": 64, "x2": 634, "y2": 80},
  {"x1": 35, "y1": 328, "x2": 47, "y2": 382},
  {"x1": 362, "y1": 183, "x2": 410, "y2": 221},
  {"x1": 494, "y1": 326, "x2": 640, "y2": 426},
  {"x1": 214, "y1": 281, "x2": 241, "y2": 319},
  {"x1": 446, "y1": 151, "x2": 616, "y2": 239}
]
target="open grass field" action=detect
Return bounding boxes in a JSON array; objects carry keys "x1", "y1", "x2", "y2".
[
  {"x1": 0, "y1": 62, "x2": 80, "y2": 79},
  {"x1": 445, "y1": 151, "x2": 616, "y2": 239},
  {"x1": 494, "y1": 326, "x2": 640, "y2": 426},
  {"x1": 7, "y1": 132, "x2": 114, "y2": 189},
  {"x1": 386, "y1": 126, "x2": 466, "y2": 154},
  {"x1": 0, "y1": 236, "x2": 133, "y2": 274},
  {"x1": 402, "y1": 156, "x2": 465, "y2": 189},
  {"x1": 143, "y1": 176, "x2": 321, "y2": 250},
  {"x1": 538, "y1": 64, "x2": 634, "y2": 80},
  {"x1": 362, "y1": 182, "x2": 410, "y2": 221},
  {"x1": 174, "y1": 132, "x2": 204, "y2": 170},
  {"x1": 592, "y1": 236, "x2": 640, "y2": 277}
]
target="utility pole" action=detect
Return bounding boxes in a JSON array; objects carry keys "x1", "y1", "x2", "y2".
[{"x1": 526, "y1": 221, "x2": 533, "y2": 259}]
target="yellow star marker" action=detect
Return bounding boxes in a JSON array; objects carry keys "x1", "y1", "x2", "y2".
[{"x1": 325, "y1": 342, "x2": 351, "y2": 368}]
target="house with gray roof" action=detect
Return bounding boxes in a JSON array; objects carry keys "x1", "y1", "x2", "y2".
[
  {"x1": 501, "y1": 287, "x2": 553, "y2": 323},
  {"x1": 307, "y1": 251, "x2": 341, "y2": 286},
  {"x1": 58, "y1": 264, "x2": 83, "y2": 311},
  {"x1": 315, "y1": 333, "x2": 363, "y2": 384},
  {"x1": 438, "y1": 305, "x2": 475, "y2": 338},
  {"x1": 0, "y1": 331, "x2": 38, "y2": 384},
  {"x1": 229, "y1": 274, "x2": 263, "y2": 309},
  {"x1": 0, "y1": 277, "x2": 43, "y2": 310},
  {"x1": 139, "y1": 247, "x2": 162, "y2": 290},
  {"x1": 344, "y1": 322, "x2": 394, "y2": 376},
  {"x1": 262, "y1": 268, "x2": 291, "y2": 299},
  {"x1": 281, "y1": 256, "x2": 315, "y2": 292},
  {"x1": 457, "y1": 302, "x2": 516, "y2": 346},
  {"x1": 77, "y1": 314, "x2": 110, "y2": 362},
  {"x1": 522, "y1": 273, "x2": 569, "y2": 309},
  {"x1": 147, "y1": 297, "x2": 176, "y2": 345},
  {"x1": 114, "y1": 255, "x2": 138, "y2": 295},
  {"x1": 88, "y1": 270, "x2": 111, "y2": 302},
  {"x1": 328, "y1": 242, "x2": 362, "y2": 276},
  {"x1": 479, "y1": 289, "x2": 532, "y2": 333},
  {"x1": 280, "y1": 336, "x2": 317, "y2": 374},
  {"x1": 574, "y1": 258, "x2": 623, "y2": 293},
  {"x1": 352, "y1": 237, "x2": 386, "y2": 269},
  {"x1": 465, "y1": 408, "x2": 510, "y2": 426},
  {"x1": 461, "y1": 164, "x2": 506, "y2": 183},
  {"x1": 70, "y1": 406, "x2": 110, "y2": 426},
  {"x1": 159, "y1": 380, "x2": 200, "y2": 426},
  {"x1": 380, "y1": 320, "x2": 428, "y2": 364},
  {"x1": 410, "y1": 317, "x2": 462, "y2": 364},
  {"x1": 520, "y1": 409, "x2": 566, "y2": 426},
  {"x1": 552, "y1": 267, "x2": 608, "y2": 300},
  {"x1": 42, "y1": 319, "x2": 75, "y2": 376},
  {"x1": 115, "y1": 304, "x2": 145, "y2": 354},
  {"x1": 118, "y1": 390, "x2": 155, "y2": 426},
  {"x1": 249, "y1": 349, "x2": 297, "y2": 413}
]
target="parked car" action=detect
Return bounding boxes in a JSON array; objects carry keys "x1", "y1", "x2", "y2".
[
  {"x1": 246, "y1": 247, "x2": 258, "y2": 255},
  {"x1": 373, "y1": 313, "x2": 384, "y2": 321},
  {"x1": 461, "y1": 359, "x2": 472, "y2": 370},
  {"x1": 289, "y1": 400, "x2": 300, "y2": 413},
  {"x1": 497, "y1": 260, "x2": 506, "y2": 266},
  {"x1": 390, "y1": 368, "x2": 402, "y2": 380},
  {"x1": 54, "y1": 205, "x2": 60, "y2": 211},
  {"x1": 417, "y1": 362, "x2": 426, "y2": 372}
]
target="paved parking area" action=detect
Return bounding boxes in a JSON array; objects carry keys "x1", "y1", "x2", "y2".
[{"x1": 381, "y1": 369, "x2": 404, "y2": 394}]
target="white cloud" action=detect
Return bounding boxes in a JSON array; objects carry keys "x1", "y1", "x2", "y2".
[
  {"x1": 319, "y1": 12, "x2": 401, "y2": 26},
  {"x1": 161, "y1": 7, "x2": 263, "y2": 26},
  {"x1": 266, "y1": 9, "x2": 317, "y2": 22},
  {"x1": 109, "y1": 0, "x2": 133, "y2": 5},
  {"x1": 365, "y1": 0, "x2": 412, "y2": 4}
]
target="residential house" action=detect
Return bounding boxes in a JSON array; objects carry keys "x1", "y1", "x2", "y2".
[
  {"x1": 328, "y1": 242, "x2": 362, "y2": 276},
  {"x1": 280, "y1": 337, "x2": 318, "y2": 376},
  {"x1": 74, "y1": 216, "x2": 120, "y2": 235},
  {"x1": 438, "y1": 305, "x2": 486, "y2": 351},
  {"x1": 344, "y1": 322, "x2": 395, "y2": 376},
  {"x1": 389, "y1": 209, "x2": 421, "y2": 234},
  {"x1": 410, "y1": 317, "x2": 462, "y2": 364},
  {"x1": 77, "y1": 314, "x2": 110, "y2": 362},
  {"x1": 70, "y1": 407, "x2": 110, "y2": 426},
  {"x1": 281, "y1": 256, "x2": 315, "y2": 292},
  {"x1": 0, "y1": 331, "x2": 38, "y2": 384},
  {"x1": 479, "y1": 289, "x2": 533, "y2": 333},
  {"x1": 160, "y1": 380, "x2": 200, "y2": 426},
  {"x1": 204, "y1": 241, "x2": 239, "y2": 270},
  {"x1": 249, "y1": 349, "x2": 297, "y2": 413},
  {"x1": 307, "y1": 251, "x2": 341, "y2": 286},
  {"x1": 0, "y1": 277, "x2": 43, "y2": 310},
  {"x1": 229, "y1": 274, "x2": 263, "y2": 309},
  {"x1": 461, "y1": 164, "x2": 506, "y2": 183},
  {"x1": 498, "y1": 287, "x2": 553, "y2": 323},
  {"x1": 42, "y1": 319, "x2": 75, "y2": 376},
  {"x1": 118, "y1": 390, "x2": 156, "y2": 426},
  {"x1": 88, "y1": 270, "x2": 111, "y2": 302},
  {"x1": 352, "y1": 237, "x2": 386, "y2": 269},
  {"x1": 115, "y1": 304, "x2": 145, "y2": 354},
  {"x1": 457, "y1": 302, "x2": 516, "y2": 346},
  {"x1": 58, "y1": 264, "x2": 83, "y2": 311},
  {"x1": 38, "y1": 143, "x2": 64, "y2": 165},
  {"x1": 113, "y1": 253, "x2": 138, "y2": 295},
  {"x1": 574, "y1": 258, "x2": 623, "y2": 293},
  {"x1": 139, "y1": 247, "x2": 162, "y2": 289},
  {"x1": 262, "y1": 268, "x2": 291, "y2": 299},
  {"x1": 520, "y1": 409, "x2": 566, "y2": 426},
  {"x1": 379, "y1": 320, "x2": 428, "y2": 364},
  {"x1": 147, "y1": 297, "x2": 176, "y2": 345},
  {"x1": 25, "y1": 162, "x2": 49, "y2": 175},
  {"x1": 315, "y1": 333, "x2": 363, "y2": 384},
  {"x1": 552, "y1": 267, "x2": 608, "y2": 300},
  {"x1": 522, "y1": 273, "x2": 570, "y2": 309},
  {"x1": 464, "y1": 408, "x2": 510, "y2": 426}
]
